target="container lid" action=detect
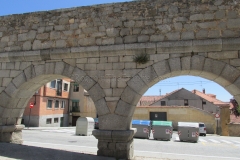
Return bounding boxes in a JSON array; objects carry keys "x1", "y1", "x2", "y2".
[
  {"x1": 178, "y1": 122, "x2": 199, "y2": 128},
  {"x1": 152, "y1": 121, "x2": 172, "y2": 126},
  {"x1": 132, "y1": 120, "x2": 151, "y2": 126}
]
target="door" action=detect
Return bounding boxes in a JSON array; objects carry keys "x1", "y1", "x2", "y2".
[
  {"x1": 72, "y1": 116, "x2": 80, "y2": 126},
  {"x1": 60, "y1": 117, "x2": 64, "y2": 127},
  {"x1": 150, "y1": 112, "x2": 167, "y2": 121}
]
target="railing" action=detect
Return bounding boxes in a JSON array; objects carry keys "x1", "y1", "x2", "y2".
[{"x1": 70, "y1": 106, "x2": 80, "y2": 112}]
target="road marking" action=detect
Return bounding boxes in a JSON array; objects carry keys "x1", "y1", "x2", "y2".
[
  {"x1": 135, "y1": 150, "x2": 240, "y2": 159},
  {"x1": 24, "y1": 141, "x2": 97, "y2": 149},
  {"x1": 208, "y1": 139, "x2": 220, "y2": 143},
  {"x1": 198, "y1": 138, "x2": 207, "y2": 142},
  {"x1": 221, "y1": 140, "x2": 233, "y2": 144},
  {"x1": 41, "y1": 129, "x2": 75, "y2": 133}
]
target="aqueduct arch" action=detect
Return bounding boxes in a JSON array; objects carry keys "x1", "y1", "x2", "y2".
[{"x1": 1, "y1": 0, "x2": 240, "y2": 159}]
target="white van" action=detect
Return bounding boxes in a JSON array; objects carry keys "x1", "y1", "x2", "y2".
[{"x1": 199, "y1": 122, "x2": 206, "y2": 136}]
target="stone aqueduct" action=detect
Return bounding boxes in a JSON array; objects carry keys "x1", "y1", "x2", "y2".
[{"x1": 0, "y1": 0, "x2": 240, "y2": 159}]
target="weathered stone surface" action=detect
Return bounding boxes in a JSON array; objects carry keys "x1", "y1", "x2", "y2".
[
  {"x1": 152, "y1": 60, "x2": 171, "y2": 77},
  {"x1": 121, "y1": 86, "x2": 141, "y2": 106},
  {"x1": 181, "y1": 31, "x2": 194, "y2": 40},
  {"x1": 220, "y1": 64, "x2": 240, "y2": 84},
  {"x1": 12, "y1": 73, "x2": 26, "y2": 88},
  {"x1": 94, "y1": 98, "x2": 110, "y2": 116},
  {"x1": 24, "y1": 51, "x2": 41, "y2": 61},
  {"x1": 202, "y1": 58, "x2": 226, "y2": 80},
  {"x1": 54, "y1": 62, "x2": 65, "y2": 75},
  {"x1": 115, "y1": 100, "x2": 134, "y2": 117},
  {"x1": 62, "y1": 64, "x2": 75, "y2": 78},
  {"x1": 222, "y1": 38, "x2": 240, "y2": 51},
  {"x1": 24, "y1": 65, "x2": 36, "y2": 81},
  {"x1": 80, "y1": 76, "x2": 96, "y2": 91},
  {"x1": 0, "y1": 92, "x2": 10, "y2": 107},
  {"x1": 127, "y1": 75, "x2": 148, "y2": 95},
  {"x1": 157, "y1": 40, "x2": 192, "y2": 54},
  {"x1": 168, "y1": 58, "x2": 181, "y2": 73},
  {"x1": 191, "y1": 55, "x2": 205, "y2": 72},
  {"x1": 138, "y1": 66, "x2": 158, "y2": 87},
  {"x1": 5, "y1": 82, "x2": 17, "y2": 97},
  {"x1": 193, "y1": 39, "x2": 222, "y2": 52},
  {"x1": 208, "y1": 51, "x2": 238, "y2": 60},
  {"x1": 50, "y1": 48, "x2": 71, "y2": 59},
  {"x1": 98, "y1": 114, "x2": 132, "y2": 130},
  {"x1": 88, "y1": 83, "x2": 105, "y2": 101}
]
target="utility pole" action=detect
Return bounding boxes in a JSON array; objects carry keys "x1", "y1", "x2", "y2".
[{"x1": 28, "y1": 92, "x2": 37, "y2": 128}]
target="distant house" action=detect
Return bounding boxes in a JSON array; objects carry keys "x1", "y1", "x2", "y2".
[
  {"x1": 23, "y1": 79, "x2": 70, "y2": 127},
  {"x1": 135, "y1": 88, "x2": 230, "y2": 135}
]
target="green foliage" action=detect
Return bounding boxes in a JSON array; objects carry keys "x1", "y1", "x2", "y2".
[
  {"x1": 133, "y1": 53, "x2": 150, "y2": 64},
  {"x1": 230, "y1": 99, "x2": 240, "y2": 117}
]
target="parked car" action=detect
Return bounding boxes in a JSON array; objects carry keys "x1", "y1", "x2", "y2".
[
  {"x1": 199, "y1": 122, "x2": 206, "y2": 136},
  {"x1": 94, "y1": 118, "x2": 99, "y2": 129}
]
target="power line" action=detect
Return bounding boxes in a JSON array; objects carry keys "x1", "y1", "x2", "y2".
[{"x1": 154, "y1": 81, "x2": 213, "y2": 86}]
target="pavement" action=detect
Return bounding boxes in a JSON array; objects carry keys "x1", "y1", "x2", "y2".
[
  {"x1": 1, "y1": 127, "x2": 167, "y2": 160},
  {"x1": 1, "y1": 127, "x2": 235, "y2": 160}
]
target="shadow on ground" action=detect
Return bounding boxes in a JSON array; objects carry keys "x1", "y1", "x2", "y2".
[{"x1": 0, "y1": 143, "x2": 114, "y2": 160}]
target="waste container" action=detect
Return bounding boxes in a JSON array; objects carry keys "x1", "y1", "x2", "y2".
[
  {"x1": 152, "y1": 121, "x2": 173, "y2": 141},
  {"x1": 76, "y1": 117, "x2": 94, "y2": 136},
  {"x1": 132, "y1": 120, "x2": 151, "y2": 139},
  {"x1": 178, "y1": 122, "x2": 199, "y2": 142}
]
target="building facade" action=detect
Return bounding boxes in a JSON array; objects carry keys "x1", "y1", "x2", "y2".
[
  {"x1": 135, "y1": 88, "x2": 230, "y2": 135},
  {"x1": 23, "y1": 79, "x2": 70, "y2": 127},
  {"x1": 68, "y1": 81, "x2": 96, "y2": 126}
]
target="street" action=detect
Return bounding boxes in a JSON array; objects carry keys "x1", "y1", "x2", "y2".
[{"x1": 1, "y1": 128, "x2": 240, "y2": 160}]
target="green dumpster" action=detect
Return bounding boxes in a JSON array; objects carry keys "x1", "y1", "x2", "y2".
[{"x1": 152, "y1": 121, "x2": 173, "y2": 141}]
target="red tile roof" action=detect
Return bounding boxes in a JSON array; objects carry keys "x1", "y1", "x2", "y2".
[
  {"x1": 192, "y1": 89, "x2": 229, "y2": 106},
  {"x1": 138, "y1": 96, "x2": 163, "y2": 106}
]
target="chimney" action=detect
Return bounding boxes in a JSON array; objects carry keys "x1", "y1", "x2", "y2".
[
  {"x1": 203, "y1": 88, "x2": 205, "y2": 94},
  {"x1": 193, "y1": 89, "x2": 196, "y2": 94}
]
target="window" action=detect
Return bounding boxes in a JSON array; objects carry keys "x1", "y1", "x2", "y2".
[
  {"x1": 73, "y1": 84, "x2": 79, "y2": 92},
  {"x1": 56, "y1": 79, "x2": 62, "y2": 96},
  {"x1": 184, "y1": 99, "x2": 188, "y2": 106},
  {"x1": 50, "y1": 80, "x2": 56, "y2": 88},
  {"x1": 55, "y1": 100, "x2": 59, "y2": 108},
  {"x1": 54, "y1": 118, "x2": 59, "y2": 123},
  {"x1": 72, "y1": 100, "x2": 79, "y2": 112},
  {"x1": 46, "y1": 118, "x2": 52, "y2": 124},
  {"x1": 161, "y1": 101, "x2": 166, "y2": 106},
  {"x1": 202, "y1": 101, "x2": 206, "y2": 105},
  {"x1": 61, "y1": 101, "x2": 65, "y2": 109},
  {"x1": 47, "y1": 100, "x2": 52, "y2": 109},
  {"x1": 64, "y1": 83, "x2": 68, "y2": 91}
]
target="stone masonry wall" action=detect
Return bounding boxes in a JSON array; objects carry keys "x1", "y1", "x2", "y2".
[{"x1": 0, "y1": 0, "x2": 239, "y2": 52}]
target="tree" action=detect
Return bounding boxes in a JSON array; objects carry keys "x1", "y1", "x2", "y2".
[{"x1": 230, "y1": 99, "x2": 240, "y2": 117}]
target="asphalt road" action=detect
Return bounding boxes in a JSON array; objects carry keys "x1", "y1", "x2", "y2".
[{"x1": 1, "y1": 128, "x2": 240, "y2": 160}]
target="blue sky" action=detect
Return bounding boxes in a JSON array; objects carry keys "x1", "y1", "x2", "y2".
[{"x1": 0, "y1": 0, "x2": 233, "y2": 102}]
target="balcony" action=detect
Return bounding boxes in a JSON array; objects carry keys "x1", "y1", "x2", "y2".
[{"x1": 70, "y1": 106, "x2": 80, "y2": 113}]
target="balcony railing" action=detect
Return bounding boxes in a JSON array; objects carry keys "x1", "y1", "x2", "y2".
[{"x1": 70, "y1": 106, "x2": 80, "y2": 112}]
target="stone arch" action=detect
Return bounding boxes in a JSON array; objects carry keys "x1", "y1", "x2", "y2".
[
  {"x1": 0, "y1": 61, "x2": 108, "y2": 126},
  {"x1": 118, "y1": 55, "x2": 240, "y2": 121}
]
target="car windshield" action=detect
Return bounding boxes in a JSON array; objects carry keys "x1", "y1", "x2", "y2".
[{"x1": 199, "y1": 124, "x2": 205, "y2": 127}]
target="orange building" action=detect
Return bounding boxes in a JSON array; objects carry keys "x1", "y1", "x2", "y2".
[{"x1": 23, "y1": 79, "x2": 70, "y2": 127}]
